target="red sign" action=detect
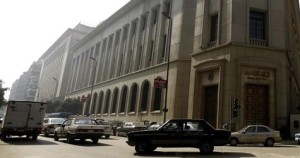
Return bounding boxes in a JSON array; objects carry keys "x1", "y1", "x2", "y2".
[{"x1": 154, "y1": 76, "x2": 167, "y2": 88}]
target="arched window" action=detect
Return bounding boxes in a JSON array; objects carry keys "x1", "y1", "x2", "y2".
[
  {"x1": 90, "y1": 92, "x2": 98, "y2": 115},
  {"x1": 140, "y1": 81, "x2": 150, "y2": 112},
  {"x1": 119, "y1": 86, "x2": 128, "y2": 113},
  {"x1": 129, "y1": 84, "x2": 138, "y2": 113},
  {"x1": 152, "y1": 87, "x2": 162, "y2": 111},
  {"x1": 104, "y1": 90, "x2": 111, "y2": 114},
  {"x1": 111, "y1": 88, "x2": 119, "y2": 114},
  {"x1": 85, "y1": 94, "x2": 91, "y2": 115},
  {"x1": 96, "y1": 91, "x2": 104, "y2": 115}
]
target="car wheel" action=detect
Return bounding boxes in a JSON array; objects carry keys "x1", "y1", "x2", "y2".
[
  {"x1": 135, "y1": 142, "x2": 150, "y2": 154},
  {"x1": 199, "y1": 142, "x2": 214, "y2": 154},
  {"x1": 92, "y1": 138, "x2": 98, "y2": 144},
  {"x1": 26, "y1": 135, "x2": 30, "y2": 140},
  {"x1": 54, "y1": 133, "x2": 59, "y2": 141},
  {"x1": 1, "y1": 134, "x2": 7, "y2": 141},
  {"x1": 44, "y1": 129, "x2": 49, "y2": 137},
  {"x1": 66, "y1": 134, "x2": 74, "y2": 144},
  {"x1": 32, "y1": 134, "x2": 38, "y2": 141},
  {"x1": 105, "y1": 135, "x2": 110, "y2": 139},
  {"x1": 230, "y1": 138, "x2": 238, "y2": 146},
  {"x1": 298, "y1": 141, "x2": 300, "y2": 145},
  {"x1": 264, "y1": 138, "x2": 274, "y2": 146}
]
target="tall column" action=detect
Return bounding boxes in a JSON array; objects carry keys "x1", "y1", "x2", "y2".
[{"x1": 115, "y1": 29, "x2": 125, "y2": 77}]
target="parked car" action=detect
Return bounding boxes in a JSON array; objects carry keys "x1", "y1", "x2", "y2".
[
  {"x1": 107, "y1": 120, "x2": 124, "y2": 136},
  {"x1": 230, "y1": 125, "x2": 282, "y2": 146},
  {"x1": 295, "y1": 133, "x2": 300, "y2": 145},
  {"x1": 54, "y1": 117, "x2": 105, "y2": 144},
  {"x1": 126, "y1": 119, "x2": 231, "y2": 154},
  {"x1": 147, "y1": 123, "x2": 162, "y2": 130},
  {"x1": 116, "y1": 122, "x2": 147, "y2": 137},
  {"x1": 42, "y1": 118, "x2": 66, "y2": 137},
  {"x1": 96, "y1": 119, "x2": 113, "y2": 139}
]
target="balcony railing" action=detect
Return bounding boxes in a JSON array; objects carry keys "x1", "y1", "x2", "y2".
[{"x1": 250, "y1": 38, "x2": 268, "y2": 46}]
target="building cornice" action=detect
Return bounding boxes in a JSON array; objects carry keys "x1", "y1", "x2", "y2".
[
  {"x1": 71, "y1": 0, "x2": 142, "y2": 51},
  {"x1": 192, "y1": 42, "x2": 287, "y2": 57}
]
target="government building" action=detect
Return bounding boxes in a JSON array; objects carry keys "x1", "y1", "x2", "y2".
[{"x1": 35, "y1": 0, "x2": 300, "y2": 134}]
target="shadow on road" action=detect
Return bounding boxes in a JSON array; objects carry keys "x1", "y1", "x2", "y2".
[
  {"x1": 228, "y1": 143, "x2": 298, "y2": 148},
  {"x1": 59, "y1": 140, "x2": 112, "y2": 147},
  {"x1": 0, "y1": 137, "x2": 58, "y2": 145},
  {"x1": 135, "y1": 151, "x2": 255, "y2": 158}
]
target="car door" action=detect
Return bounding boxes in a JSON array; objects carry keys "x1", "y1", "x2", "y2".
[
  {"x1": 239, "y1": 126, "x2": 257, "y2": 143},
  {"x1": 180, "y1": 121, "x2": 203, "y2": 146},
  {"x1": 57, "y1": 119, "x2": 71, "y2": 137},
  {"x1": 256, "y1": 126, "x2": 270, "y2": 143},
  {"x1": 153, "y1": 120, "x2": 182, "y2": 147}
]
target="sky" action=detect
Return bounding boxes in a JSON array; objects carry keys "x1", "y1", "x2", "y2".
[{"x1": 0, "y1": 0, "x2": 130, "y2": 100}]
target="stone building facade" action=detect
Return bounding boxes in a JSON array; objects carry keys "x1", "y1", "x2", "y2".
[
  {"x1": 36, "y1": 24, "x2": 94, "y2": 102},
  {"x1": 64, "y1": 0, "x2": 300, "y2": 133},
  {"x1": 188, "y1": 0, "x2": 300, "y2": 133}
]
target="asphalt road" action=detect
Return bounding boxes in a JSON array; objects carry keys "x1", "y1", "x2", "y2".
[{"x1": 0, "y1": 135, "x2": 299, "y2": 158}]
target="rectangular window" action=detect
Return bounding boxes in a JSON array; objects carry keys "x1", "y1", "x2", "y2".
[
  {"x1": 250, "y1": 11, "x2": 266, "y2": 40},
  {"x1": 152, "y1": 9, "x2": 158, "y2": 25},
  {"x1": 294, "y1": 120, "x2": 300, "y2": 129},
  {"x1": 149, "y1": 41, "x2": 154, "y2": 65},
  {"x1": 161, "y1": 35, "x2": 167, "y2": 61},
  {"x1": 164, "y1": 2, "x2": 171, "y2": 15},
  {"x1": 141, "y1": 15, "x2": 147, "y2": 31},
  {"x1": 210, "y1": 14, "x2": 218, "y2": 42}
]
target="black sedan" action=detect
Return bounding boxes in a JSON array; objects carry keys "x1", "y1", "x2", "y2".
[{"x1": 126, "y1": 119, "x2": 230, "y2": 154}]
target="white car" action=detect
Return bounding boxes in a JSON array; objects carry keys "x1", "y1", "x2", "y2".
[
  {"x1": 295, "y1": 133, "x2": 300, "y2": 145},
  {"x1": 54, "y1": 118, "x2": 105, "y2": 144},
  {"x1": 42, "y1": 118, "x2": 67, "y2": 137},
  {"x1": 230, "y1": 125, "x2": 281, "y2": 146}
]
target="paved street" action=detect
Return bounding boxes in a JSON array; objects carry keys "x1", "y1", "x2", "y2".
[{"x1": 0, "y1": 135, "x2": 299, "y2": 158}]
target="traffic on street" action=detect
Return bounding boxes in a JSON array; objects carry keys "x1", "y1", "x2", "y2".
[{"x1": 0, "y1": 134, "x2": 299, "y2": 158}]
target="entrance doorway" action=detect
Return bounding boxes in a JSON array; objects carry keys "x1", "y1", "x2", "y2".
[
  {"x1": 204, "y1": 85, "x2": 218, "y2": 127},
  {"x1": 245, "y1": 84, "x2": 269, "y2": 125}
]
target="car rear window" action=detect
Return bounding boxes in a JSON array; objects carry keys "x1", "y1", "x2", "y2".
[
  {"x1": 50, "y1": 118, "x2": 66, "y2": 124},
  {"x1": 75, "y1": 119, "x2": 97, "y2": 125}
]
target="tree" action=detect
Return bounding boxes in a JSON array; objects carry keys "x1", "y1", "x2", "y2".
[
  {"x1": 46, "y1": 98, "x2": 82, "y2": 115},
  {"x1": 0, "y1": 79, "x2": 9, "y2": 108},
  {"x1": 57, "y1": 98, "x2": 82, "y2": 115},
  {"x1": 45, "y1": 100, "x2": 61, "y2": 113}
]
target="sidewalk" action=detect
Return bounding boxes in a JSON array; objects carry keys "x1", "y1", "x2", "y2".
[{"x1": 281, "y1": 138, "x2": 298, "y2": 145}]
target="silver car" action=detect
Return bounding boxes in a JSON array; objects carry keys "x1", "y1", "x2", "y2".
[
  {"x1": 42, "y1": 118, "x2": 66, "y2": 137},
  {"x1": 54, "y1": 118, "x2": 105, "y2": 144},
  {"x1": 230, "y1": 125, "x2": 281, "y2": 146}
]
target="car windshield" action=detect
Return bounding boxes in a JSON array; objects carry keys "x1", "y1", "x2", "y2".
[
  {"x1": 74, "y1": 119, "x2": 96, "y2": 125},
  {"x1": 50, "y1": 118, "x2": 66, "y2": 124},
  {"x1": 98, "y1": 121, "x2": 109, "y2": 125}
]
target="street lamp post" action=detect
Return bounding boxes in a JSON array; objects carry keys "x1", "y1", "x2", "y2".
[
  {"x1": 89, "y1": 57, "x2": 97, "y2": 116},
  {"x1": 162, "y1": 11, "x2": 172, "y2": 123},
  {"x1": 52, "y1": 77, "x2": 58, "y2": 100}
]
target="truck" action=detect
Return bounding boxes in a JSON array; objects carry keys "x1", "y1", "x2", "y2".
[{"x1": 0, "y1": 101, "x2": 46, "y2": 141}]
